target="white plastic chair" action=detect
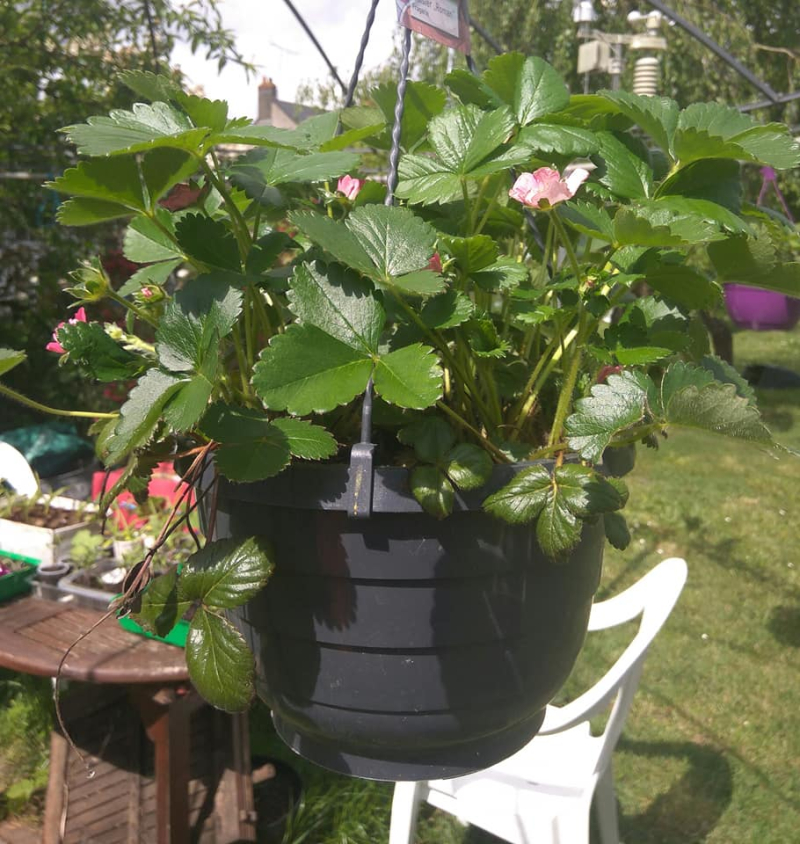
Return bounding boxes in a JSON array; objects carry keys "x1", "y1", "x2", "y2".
[
  {"x1": 0, "y1": 442, "x2": 38, "y2": 496},
  {"x1": 389, "y1": 557, "x2": 688, "y2": 844}
]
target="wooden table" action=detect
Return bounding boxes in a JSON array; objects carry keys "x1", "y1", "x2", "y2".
[{"x1": 0, "y1": 596, "x2": 256, "y2": 844}]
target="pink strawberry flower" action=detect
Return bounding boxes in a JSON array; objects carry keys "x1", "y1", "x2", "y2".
[
  {"x1": 508, "y1": 167, "x2": 590, "y2": 209},
  {"x1": 46, "y1": 307, "x2": 87, "y2": 354},
  {"x1": 427, "y1": 252, "x2": 443, "y2": 273},
  {"x1": 337, "y1": 175, "x2": 364, "y2": 200}
]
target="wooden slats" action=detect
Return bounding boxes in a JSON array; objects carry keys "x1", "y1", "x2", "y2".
[{"x1": 0, "y1": 596, "x2": 188, "y2": 683}]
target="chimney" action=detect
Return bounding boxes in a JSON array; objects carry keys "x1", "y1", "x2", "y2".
[{"x1": 258, "y1": 77, "x2": 277, "y2": 122}]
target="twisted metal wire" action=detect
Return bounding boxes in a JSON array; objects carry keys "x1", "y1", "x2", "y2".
[
  {"x1": 385, "y1": 26, "x2": 413, "y2": 206},
  {"x1": 344, "y1": 0, "x2": 382, "y2": 109}
]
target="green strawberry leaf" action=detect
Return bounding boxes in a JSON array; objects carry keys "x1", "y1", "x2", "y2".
[
  {"x1": 186, "y1": 608, "x2": 255, "y2": 712},
  {"x1": 131, "y1": 568, "x2": 191, "y2": 637},
  {"x1": 373, "y1": 344, "x2": 442, "y2": 410},
  {"x1": 179, "y1": 536, "x2": 274, "y2": 609},
  {"x1": 409, "y1": 465, "x2": 454, "y2": 519},
  {"x1": 445, "y1": 443, "x2": 492, "y2": 490},
  {"x1": 398, "y1": 417, "x2": 456, "y2": 462},
  {"x1": 0, "y1": 349, "x2": 26, "y2": 377},
  {"x1": 604, "y1": 511, "x2": 631, "y2": 550}
]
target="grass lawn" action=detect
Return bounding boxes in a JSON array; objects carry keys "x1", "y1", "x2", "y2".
[{"x1": 2, "y1": 326, "x2": 799, "y2": 842}]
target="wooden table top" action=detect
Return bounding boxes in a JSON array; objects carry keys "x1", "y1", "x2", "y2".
[{"x1": 0, "y1": 596, "x2": 189, "y2": 684}]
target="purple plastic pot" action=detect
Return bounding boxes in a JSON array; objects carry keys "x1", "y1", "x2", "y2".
[{"x1": 725, "y1": 284, "x2": 800, "y2": 331}]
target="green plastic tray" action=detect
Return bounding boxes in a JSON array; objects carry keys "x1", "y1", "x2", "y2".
[
  {"x1": 118, "y1": 615, "x2": 190, "y2": 648},
  {"x1": 0, "y1": 550, "x2": 40, "y2": 603}
]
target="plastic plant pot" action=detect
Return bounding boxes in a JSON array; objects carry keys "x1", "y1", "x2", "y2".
[{"x1": 724, "y1": 284, "x2": 800, "y2": 331}]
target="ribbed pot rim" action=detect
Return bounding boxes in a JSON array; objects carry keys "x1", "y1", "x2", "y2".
[{"x1": 217, "y1": 459, "x2": 558, "y2": 514}]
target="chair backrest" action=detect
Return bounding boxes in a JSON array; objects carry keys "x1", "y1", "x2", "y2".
[
  {"x1": 0, "y1": 443, "x2": 38, "y2": 497},
  {"x1": 538, "y1": 557, "x2": 687, "y2": 775}
]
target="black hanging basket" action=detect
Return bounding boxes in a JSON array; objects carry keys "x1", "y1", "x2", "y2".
[{"x1": 216, "y1": 462, "x2": 605, "y2": 781}]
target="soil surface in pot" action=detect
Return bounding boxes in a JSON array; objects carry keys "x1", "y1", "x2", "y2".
[{"x1": 4, "y1": 504, "x2": 86, "y2": 529}]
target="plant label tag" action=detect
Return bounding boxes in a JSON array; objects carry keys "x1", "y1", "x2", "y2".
[{"x1": 396, "y1": 0, "x2": 471, "y2": 53}]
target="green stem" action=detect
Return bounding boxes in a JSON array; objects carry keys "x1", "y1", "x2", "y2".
[
  {"x1": 436, "y1": 402, "x2": 510, "y2": 463},
  {"x1": 107, "y1": 290, "x2": 157, "y2": 328},
  {"x1": 231, "y1": 324, "x2": 252, "y2": 398},
  {"x1": 548, "y1": 316, "x2": 587, "y2": 448},
  {"x1": 460, "y1": 179, "x2": 473, "y2": 233},
  {"x1": 0, "y1": 384, "x2": 117, "y2": 419},
  {"x1": 200, "y1": 156, "x2": 250, "y2": 261},
  {"x1": 391, "y1": 292, "x2": 495, "y2": 429},
  {"x1": 552, "y1": 210, "x2": 582, "y2": 283}
]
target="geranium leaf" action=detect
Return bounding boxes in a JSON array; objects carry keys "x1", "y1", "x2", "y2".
[
  {"x1": 374, "y1": 344, "x2": 443, "y2": 410},
  {"x1": 252, "y1": 324, "x2": 373, "y2": 415},
  {"x1": 63, "y1": 101, "x2": 209, "y2": 156},
  {"x1": 566, "y1": 370, "x2": 656, "y2": 463},
  {"x1": 409, "y1": 466, "x2": 454, "y2": 519},
  {"x1": 132, "y1": 568, "x2": 191, "y2": 637},
  {"x1": 398, "y1": 417, "x2": 456, "y2": 462},
  {"x1": 288, "y1": 261, "x2": 382, "y2": 352},
  {"x1": 445, "y1": 443, "x2": 492, "y2": 490},
  {"x1": 186, "y1": 608, "x2": 255, "y2": 712},
  {"x1": 180, "y1": 536, "x2": 274, "y2": 609},
  {"x1": 175, "y1": 214, "x2": 240, "y2": 270}
]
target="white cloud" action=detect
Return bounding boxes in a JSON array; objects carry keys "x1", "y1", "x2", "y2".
[{"x1": 171, "y1": 0, "x2": 400, "y2": 120}]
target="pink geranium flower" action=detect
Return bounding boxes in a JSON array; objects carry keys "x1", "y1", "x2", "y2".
[
  {"x1": 46, "y1": 307, "x2": 87, "y2": 354},
  {"x1": 508, "y1": 167, "x2": 590, "y2": 209},
  {"x1": 337, "y1": 175, "x2": 364, "y2": 200}
]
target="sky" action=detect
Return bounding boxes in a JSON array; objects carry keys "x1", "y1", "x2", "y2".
[{"x1": 171, "y1": 1, "x2": 403, "y2": 121}]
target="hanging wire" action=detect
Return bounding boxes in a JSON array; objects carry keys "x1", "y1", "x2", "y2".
[
  {"x1": 282, "y1": 0, "x2": 348, "y2": 94},
  {"x1": 142, "y1": 0, "x2": 162, "y2": 74},
  {"x1": 385, "y1": 26, "x2": 413, "y2": 206},
  {"x1": 344, "y1": 0, "x2": 381, "y2": 109},
  {"x1": 348, "y1": 23, "x2": 413, "y2": 519}
]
